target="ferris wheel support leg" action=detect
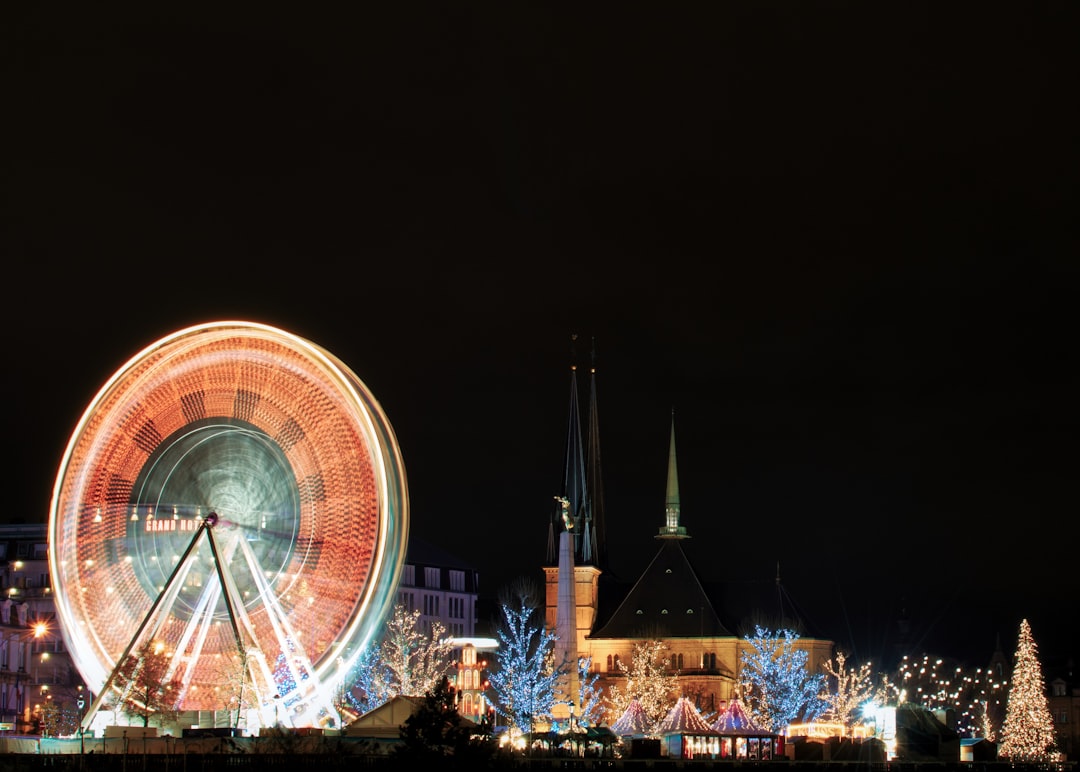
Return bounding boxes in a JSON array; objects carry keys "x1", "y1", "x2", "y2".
[{"x1": 80, "y1": 517, "x2": 215, "y2": 733}]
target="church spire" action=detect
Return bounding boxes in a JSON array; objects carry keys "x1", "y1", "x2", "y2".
[
  {"x1": 585, "y1": 337, "x2": 606, "y2": 568},
  {"x1": 549, "y1": 334, "x2": 591, "y2": 565},
  {"x1": 657, "y1": 410, "x2": 689, "y2": 539}
]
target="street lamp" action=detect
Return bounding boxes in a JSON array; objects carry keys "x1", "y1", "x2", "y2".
[
  {"x1": 569, "y1": 703, "x2": 579, "y2": 757},
  {"x1": 77, "y1": 685, "x2": 86, "y2": 755},
  {"x1": 0, "y1": 621, "x2": 48, "y2": 733}
]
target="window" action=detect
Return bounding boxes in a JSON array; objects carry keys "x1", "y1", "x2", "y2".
[
  {"x1": 424, "y1": 567, "x2": 440, "y2": 588},
  {"x1": 1052, "y1": 680, "x2": 1066, "y2": 697},
  {"x1": 33, "y1": 544, "x2": 47, "y2": 560},
  {"x1": 449, "y1": 570, "x2": 464, "y2": 592},
  {"x1": 401, "y1": 565, "x2": 415, "y2": 586}
]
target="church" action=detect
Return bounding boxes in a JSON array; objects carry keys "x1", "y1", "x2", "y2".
[{"x1": 542, "y1": 342, "x2": 835, "y2": 724}]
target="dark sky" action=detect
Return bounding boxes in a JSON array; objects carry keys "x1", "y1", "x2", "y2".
[{"x1": 3, "y1": 5, "x2": 1077, "y2": 670}]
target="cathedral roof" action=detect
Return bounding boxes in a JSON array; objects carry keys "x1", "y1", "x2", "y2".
[{"x1": 589, "y1": 538, "x2": 732, "y2": 639}]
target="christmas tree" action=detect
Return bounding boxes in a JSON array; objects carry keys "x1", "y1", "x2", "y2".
[{"x1": 997, "y1": 619, "x2": 1060, "y2": 762}]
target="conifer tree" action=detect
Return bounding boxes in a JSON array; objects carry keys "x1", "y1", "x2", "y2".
[
  {"x1": 998, "y1": 619, "x2": 1060, "y2": 762},
  {"x1": 395, "y1": 676, "x2": 496, "y2": 763}
]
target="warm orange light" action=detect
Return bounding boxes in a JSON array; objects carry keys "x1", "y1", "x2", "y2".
[{"x1": 32, "y1": 622, "x2": 48, "y2": 638}]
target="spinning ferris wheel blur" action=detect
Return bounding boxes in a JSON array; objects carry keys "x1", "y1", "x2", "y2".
[{"x1": 47, "y1": 321, "x2": 408, "y2": 729}]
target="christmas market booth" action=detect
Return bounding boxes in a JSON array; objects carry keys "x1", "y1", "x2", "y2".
[
  {"x1": 655, "y1": 697, "x2": 719, "y2": 760},
  {"x1": 710, "y1": 699, "x2": 784, "y2": 761}
]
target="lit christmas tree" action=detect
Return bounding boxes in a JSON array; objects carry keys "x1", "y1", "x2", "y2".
[{"x1": 997, "y1": 619, "x2": 1060, "y2": 762}]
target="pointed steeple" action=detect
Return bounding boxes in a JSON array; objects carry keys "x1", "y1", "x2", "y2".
[
  {"x1": 657, "y1": 410, "x2": 689, "y2": 539},
  {"x1": 549, "y1": 334, "x2": 591, "y2": 565},
  {"x1": 585, "y1": 337, "x2": 606, "y2": 568}
]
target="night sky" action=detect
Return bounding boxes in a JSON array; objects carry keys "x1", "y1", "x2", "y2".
[{"x1": 3, "y1": 5, "x2": 1077, "y2": 670}]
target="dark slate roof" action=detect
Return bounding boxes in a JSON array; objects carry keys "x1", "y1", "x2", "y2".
[
  {"x1": 405, "y1": 535, "x2": 476, "y2": 570},
  {"x1": 589, "y1": 539, "x2": 732, "y2": 639}
]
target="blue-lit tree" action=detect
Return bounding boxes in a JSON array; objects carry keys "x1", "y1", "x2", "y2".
[
  {"x1": 344, "y1": 639, "x2": 392, "y2": 716},
  {"x1": 489, "y1": 581, "x2": 562, "y2": 735},
  {"x1": 576, "y1": 655, "x2": 604, "y2": 727},
  {"x1": 739, "y1": 626, "x2": 827, "y2": 733}
]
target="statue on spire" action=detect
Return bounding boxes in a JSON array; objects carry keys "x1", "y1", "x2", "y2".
[{"x1": 555, "y1": 495, "x2": 573, "y2": 531}]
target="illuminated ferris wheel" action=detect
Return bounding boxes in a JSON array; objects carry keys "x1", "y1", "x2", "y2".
[{"x1": 47, "y1": 321, "x2": 408, "y2": 730}]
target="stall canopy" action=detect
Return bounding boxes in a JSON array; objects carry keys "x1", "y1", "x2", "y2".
[
  {"x1": 711, "y1": 699, "x2": 771, "y2": 736},
  {"x1": 656, "y1": 697, "x2": 715, "y2": 735},
  {"x1": 610, "y1": 698, "x2": 654, "y2": 737}
]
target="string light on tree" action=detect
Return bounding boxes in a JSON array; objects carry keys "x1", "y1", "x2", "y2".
[
  {"x1": 997, "y1": 619, "x2": 1061, "y2": 763},
  {"x1": 885, "y1": 655, "x2": 1007, "y2": 739}
]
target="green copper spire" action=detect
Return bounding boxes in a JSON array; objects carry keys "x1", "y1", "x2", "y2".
[{"x1": 657, "y1": 410, "x2": 688, "y2": 539}]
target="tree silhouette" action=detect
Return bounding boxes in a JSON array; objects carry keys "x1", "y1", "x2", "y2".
[
  {"x1": 395, "y1": 676, "x2": 495, "y2": 764},
  {"x1": 111, "y1": 640, "x2": 184, "y2": 728}
]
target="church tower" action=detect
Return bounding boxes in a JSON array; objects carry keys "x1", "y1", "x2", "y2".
[{"x1": 544, "y1": 335, "x2": 603, "y2": 718}]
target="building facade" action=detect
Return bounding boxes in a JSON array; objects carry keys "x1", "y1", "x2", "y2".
[
  {"x1": 397, "y1": 537, "x2": 481, "y2": 641},
  {"x1": 0, "y1": 523, "x2": 81, "y2": 735}
]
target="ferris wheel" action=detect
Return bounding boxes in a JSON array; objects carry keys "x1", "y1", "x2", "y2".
[{"x1": 47, "y1": 321, "x2": 408, "y2": 730}]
